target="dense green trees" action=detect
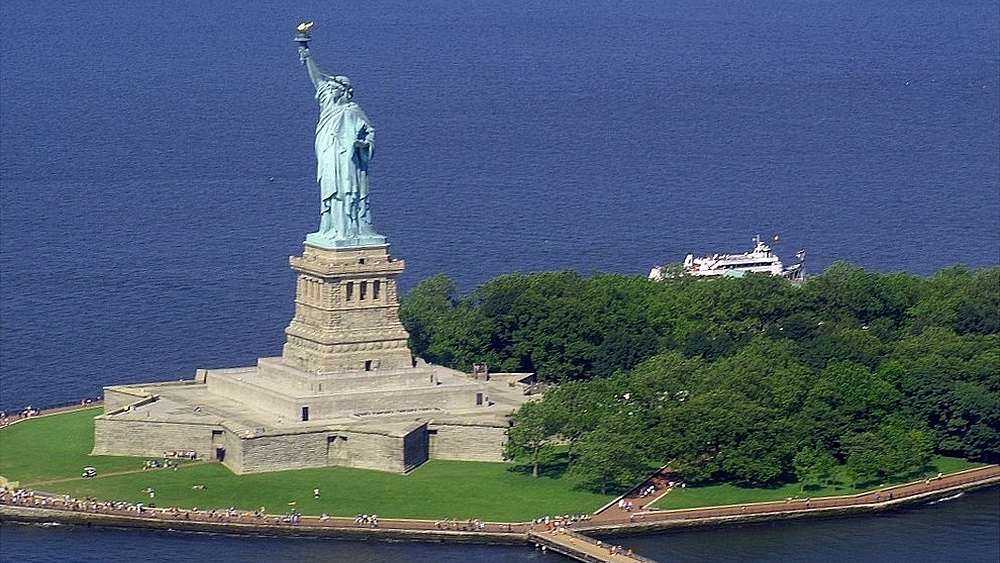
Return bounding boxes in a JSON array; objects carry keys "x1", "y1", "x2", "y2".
[
  {"x1": 793, "y1": 447, "x2": 836, "y2": 491},
  {"x1": 843, "y1": 417, "x2": 934, "y2": 485},
  {"x1": 400, "y1": 264, "x2": 1000, "y2": 492}
]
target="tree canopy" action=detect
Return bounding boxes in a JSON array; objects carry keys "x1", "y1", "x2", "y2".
[{"x1": 400, "y1": 264, "x2": 1000, "y2": 492}]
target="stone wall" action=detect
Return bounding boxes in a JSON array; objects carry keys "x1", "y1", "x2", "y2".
[
  {"x1": 102, "y1": 388, "x2": 150, "y2": 413},
  {"x1": 301, "y1": 385, "x2": 480, "y2": 419},
  {"x1": 206, "y1": 374, "x2": 294, "y2": 421},
  {"x1": 211, "y1": 376, "x2": 483, "y2": 422},
  {"x1": 221, "y1": 429, "x2": 244, "y2": 470},
  {"x1": 235, "y1": 432, "x2": 329, "y2": 473},
  {"x1": 93, "y1": 418, "x2": 218, "y2": 458},
  {"x1": 233, "y1": 428, "x2": 414, "y2": 474},
  {"x1": 428, "y1": 423, "x2": 507, "y2": 462}
]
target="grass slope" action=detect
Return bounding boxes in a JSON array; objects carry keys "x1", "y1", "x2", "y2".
[
  {"x1": 652, "y1": 456, "x2": 985, "y2": 510},
  {"x1": 0, "y1": 409, "x2": 609, "y2": 521}
]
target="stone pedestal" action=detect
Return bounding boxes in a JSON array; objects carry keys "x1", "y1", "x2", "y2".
[
  {"x1": 93, "y1": 242, "x2": 534, "y2": 474},
  {"x1": 281, "y1": 244, "x2": 414, "y2": 373}
]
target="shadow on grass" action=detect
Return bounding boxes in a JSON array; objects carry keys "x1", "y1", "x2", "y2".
[
  {"x1": 507, "y1": 452, "x2": 572, "y2": 479},
  {"x1": 850, "y1": 463, "x2": 938, "y2": 491},
  {"x1": 737, "y1": 462, "x2": 944, "y2": 496}
]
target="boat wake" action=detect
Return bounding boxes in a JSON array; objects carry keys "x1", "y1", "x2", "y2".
[
  {"x1": 926, "y1": 492, "x2": 964, "y2": 505},
  {"x1": 9, "y1": 521, "x2": 63, "y2": 528}
]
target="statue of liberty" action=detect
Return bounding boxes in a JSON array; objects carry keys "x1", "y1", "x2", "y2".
[{"x1": 296, "y1": 23, "x2": 386, "y2": 248}]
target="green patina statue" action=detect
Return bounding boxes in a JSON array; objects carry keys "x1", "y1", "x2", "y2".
[{"x1": 296, "y1": 22, "x2": 387, "y2": 249}]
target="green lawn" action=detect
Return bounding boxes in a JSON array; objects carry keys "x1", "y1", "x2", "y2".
[
  {"x1": 652, "y1": 455, "x2": 985, "y2": 511},
  {"x1": 0, "y1": 409, "x2": 610, "y2": 521},
  {"x1": 0, "y1": 408, "x2": 142, "y2": 483}
]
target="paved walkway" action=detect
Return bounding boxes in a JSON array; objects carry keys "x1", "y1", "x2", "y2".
[
  {"x1": 592, "y1": 466, "x2": 676, "y2": 523},
  {"x1": 581, "y1": 465, "x2": 1000, "y2": 530},
  {"x1": 530, "y1": 530, "x2": 650, "y2": 562}
]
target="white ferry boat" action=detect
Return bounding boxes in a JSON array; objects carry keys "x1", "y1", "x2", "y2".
[{"x1": 649, "y1": 235, "x2": 804, "y2": 281}]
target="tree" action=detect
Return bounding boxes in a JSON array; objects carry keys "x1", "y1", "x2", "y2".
[
  {"x1": 504, "y1": 401, "x2": 558, "y2": 477},
  {"x1": 799, "y1": 362, "x2": 899, "y2": 453},
  {"x1": 426, "y1": 305, "x2": 496, "y2": 370},
  {"x1": 844, "y1": 418, "x2": 933, "y2": 485},
  {"x1": 801, "y1": 327, "x2": 883, "y2": 369},
  {"x1": 906, "y1": 266, "x2": 969, "y2": 331},
  {"x1": 539, "y1": 381, "x2": 605, "y2": 458},
  {"x1": 719, "y1": 436, "x2": 789, "y2": 486},
  {"x1": 881, "y1": 329, "x2": 1000, "y2": 459},
  {"x1": 802, "y1": 262, "x2": 890, "y2": 324},
  {"x1": 569, "y1": 427, "x2": 651, "y2": 495},
  {"x1": 398, "y1": 274, "x2": 458, "y2": 359},
  {"x1": 954, "y1": 269, "x2": 1000, "y2": 335},
  {"x1": 793, "y1": 447, "x2": 835, "y2": 491}
]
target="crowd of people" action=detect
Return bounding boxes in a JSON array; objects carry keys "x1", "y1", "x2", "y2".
[
  {"x1": 1, "y1": 486, "x2": 314, "y2": 527},
  {"x1": 544, "y1": 528, "x2": 643, "y2": 562},
  {"x1": 0, "y1": 407, "x2": 39, "y2": 428},
  {"x1": 433, "y1": 518, "x2": 489, "y2": 531},
  {"x1": 353, "y1": 513, "x2": 379, "y2": 527},
  {"x1": 143, "y1": 459, "x2": 181, "y2": 471},
  {"x1": 615, "y1": 477, "x2": 686, "y2": 514},
  {"x1": 530, "y1": 513, "x2": 592, "y2": 531},
  {"x1": 616, "y1": 498, "x2": 637, "y2": 512},
  {"x1": 603, "y1": 543, "x2": 635, "y2": 557},
  {"x1": 0, "y1": 399, "x2": 100, "y2": 429}
]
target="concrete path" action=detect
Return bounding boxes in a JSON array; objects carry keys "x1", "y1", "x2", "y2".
[
  {"x1": 530, "y1": 530, "x2": 653, "y2": 562},
  {"x1": 592, "y1": 466, "x2": 675, "y2": 523},
  {"x1": 580, "y1": 465, "x2": 1000, "y2": 531}
]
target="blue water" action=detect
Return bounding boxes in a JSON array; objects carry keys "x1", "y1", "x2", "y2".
[{"x1": 1, "y1": 1, "x2": 997, "y2": 561}]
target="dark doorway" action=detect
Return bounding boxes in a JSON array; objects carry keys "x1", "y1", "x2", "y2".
[
  {"x1": 215, "y1": 447, "x2": 226, "y2": 462},
  {"x1": 301, "y1": 406, "x2": 310, "y2": 421},
  {"x1": 476, "y1": 392, "x2": 484, "y2": 406}
]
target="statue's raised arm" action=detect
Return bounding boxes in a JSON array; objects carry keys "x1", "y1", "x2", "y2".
[
  {"x1": 295, "y1": 21, "x2": 328, "y2": 89},
  {"x1": 299, "y1": 46, "x2": 330, "y2": 89}
]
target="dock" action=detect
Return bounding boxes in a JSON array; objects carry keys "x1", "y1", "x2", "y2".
[{"x1": 528, "y1": 529, "x2": 656, "y2": 562}]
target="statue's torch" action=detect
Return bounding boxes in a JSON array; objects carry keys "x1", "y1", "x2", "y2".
[{"x1": 295, "y1": 21, "x2": 313, "y2": 63}]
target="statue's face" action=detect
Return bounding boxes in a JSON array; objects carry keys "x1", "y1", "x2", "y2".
[{"x1": 330, "y1": 85, "x2": 354, "y2": 103}]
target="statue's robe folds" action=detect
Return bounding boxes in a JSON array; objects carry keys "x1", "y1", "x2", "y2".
[{"x1": 314, "y1": 87, "x2": 376, "y2": 239}]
